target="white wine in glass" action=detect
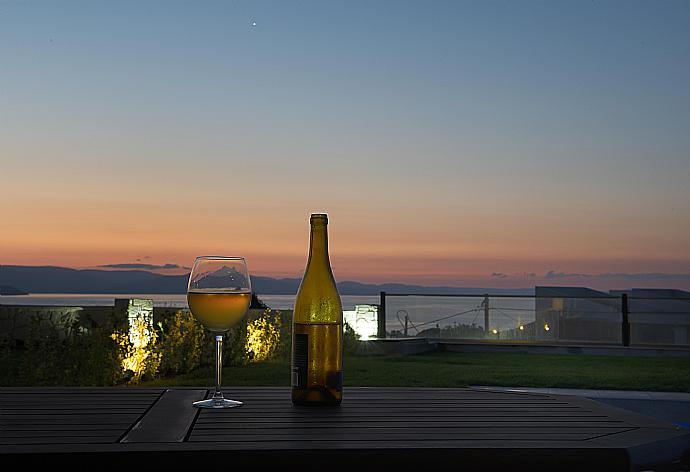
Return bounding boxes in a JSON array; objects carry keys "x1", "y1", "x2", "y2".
[
  {"x1": 187, "y1": 291, "x2": 251, "y2": 332},
  {"x1": 187, "y1": 256, "x2": 252, "y2": 409}
]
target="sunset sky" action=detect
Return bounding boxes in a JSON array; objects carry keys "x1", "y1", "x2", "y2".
[{"x1": 1, "y1": 1, "x2": 689, "y2": 289}]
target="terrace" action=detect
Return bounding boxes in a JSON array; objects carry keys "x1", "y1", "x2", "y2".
[{"x1": 2, "y1": 291, "x2": 690, "y2": 469}]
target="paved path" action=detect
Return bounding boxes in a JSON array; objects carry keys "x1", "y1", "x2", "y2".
[{"x1": 473, "y1": 386, "x2": 690, "y2": 428}]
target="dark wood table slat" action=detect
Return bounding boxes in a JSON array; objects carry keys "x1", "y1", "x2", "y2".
[
  {"x1": 121, "y1": 389, "x2": 206, "y2": 443},
  {"x1": 183, "y1": 401, "x2": 576, "y2": 407},
  {"x1": 0, "y1": 416, "x2": 142, "y2": 426},
  {"x1": 197, "y1": 410, "x2": 605, "y2": 423},
  {"x1": 0, "y1": 389, "x2": 164, "y2": 394},
  {"x1": 1, "y1": 423, "x2": 136, "y2": 431},
  {"x1": 2, "y1": 437, "x2": 122, "y2": 445},
  {"x1": 191, "y1": 425, "x2": 635, "y2": 435},
  {"x1": 0, "y1": 392, "x2": 162, "y2": 397},
  {"x1": 193, "y1": 421, "x2": 633, "y2": 430},
  {"x1": 188, "y1": 432, "x2": 627, "y2": 442},
  {"x1": 0, "y1": 395, "x2": 159, "y2": 406},
  {"x1": 1, "y1": 430, "x2": 124, "y2": 438},
  {"x1": 2, "y1": 405, "x2": 152, "y2": 418},
  {"x1": 0, "y1": 404, "x2": 155, "y2": 410},
  {"x1": 189, "y1": 396, "x2": 568, "y2": 403},
  {"x1": 195, "y1": 413, "x2": 622, "y2": 428}
]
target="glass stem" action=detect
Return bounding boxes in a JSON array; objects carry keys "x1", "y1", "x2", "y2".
[{"x1": 213, "y1": 334, "x2": 224, "y2": 402}]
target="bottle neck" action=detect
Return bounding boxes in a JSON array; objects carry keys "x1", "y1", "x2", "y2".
[{"x1": 307, "y1": 222, "x2": 330, "y2": 268}]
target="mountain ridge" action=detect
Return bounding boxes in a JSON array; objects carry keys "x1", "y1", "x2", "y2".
[{"x1": 0, "y1": 265, "x2": 533, "y2": 296}]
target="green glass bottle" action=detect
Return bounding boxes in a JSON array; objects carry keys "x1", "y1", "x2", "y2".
[{"x1": 291, "y1": 213, "x2": 343, "y2": 405}]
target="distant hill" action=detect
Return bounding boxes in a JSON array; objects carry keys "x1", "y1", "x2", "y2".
[
  {"x1": 0, "y1": 285, "x2": 28, "y2": 295},
  {"x1": 336, "y1": 280, "x2": 531, "y2": 296},
  {"x1": 0, "y1": 265, "x2": 532, "y2": 296}
]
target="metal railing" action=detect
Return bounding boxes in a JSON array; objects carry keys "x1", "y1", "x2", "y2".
[{"x1": 377, "y1": 292, "x2": 690, "y2": 348}]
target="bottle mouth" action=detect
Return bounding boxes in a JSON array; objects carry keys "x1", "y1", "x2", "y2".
[{"x1": 310, "y1": 213, "x2": 328, "y2": 224}]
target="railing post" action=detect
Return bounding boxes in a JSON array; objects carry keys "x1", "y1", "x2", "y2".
[
  {"x1": 621, "y1": 293, "x2": 630, "y2": 347},
  {"x1": 378, "y1": 291, "x2": 386, "y2": 339},
  {"x1": 483, "y1": 294, "x2": 490, "y2": 333}
]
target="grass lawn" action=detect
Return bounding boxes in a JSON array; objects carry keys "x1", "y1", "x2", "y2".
[{"x1": 140, "y1": 352, "x2": 690, "y2": 392}]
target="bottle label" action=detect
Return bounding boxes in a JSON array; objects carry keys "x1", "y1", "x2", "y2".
[{"x1": 292, "y1": 333, "x2": 308, "y2": 388}]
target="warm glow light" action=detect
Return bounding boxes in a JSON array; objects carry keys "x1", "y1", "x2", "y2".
[
  {"x1": 245, "y1": 310, "x2": 281, "y2": 362},
  {"x1": 544, "y1": 323, "x2": 550, "y2": 331},
  {"x1": 491, "y1": 329, "x2": 498, "y2": 335},
  {"x1": 343, "y1": 305, "x2": 378, "y2": 340},
  {"x1": 519, "y1": 325, "x2": 524, "y2": 331},
  {"x1": 126, "y1": 299, "x2": 154, "y2": 348},
  {"x1": 112, "y1": 299, "x2": 161, "y2": 382}
]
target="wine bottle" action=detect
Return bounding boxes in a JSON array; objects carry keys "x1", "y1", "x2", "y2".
[{"x1": 291, "y1": 213, "x2": 343, "y2": 405}]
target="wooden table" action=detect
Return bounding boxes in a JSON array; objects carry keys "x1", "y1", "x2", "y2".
[{"x1": 2, "y1": 387, "x2": 689, "y2": 470}]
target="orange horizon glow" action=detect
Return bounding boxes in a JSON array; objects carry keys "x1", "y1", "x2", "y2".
[
  {"x1": 2, "y1": 192, "x2": 689, "y2": 289},
  {"x1": 3, "y1": 201, "x2": 690, "y2": 290}
]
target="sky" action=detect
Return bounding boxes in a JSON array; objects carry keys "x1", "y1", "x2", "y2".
[{"x1": 1, "y1": 0, "x2": 689, "y2": 289}]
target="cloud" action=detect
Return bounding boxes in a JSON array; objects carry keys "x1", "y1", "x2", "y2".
[
  {"x1": 486, "y1": 271, "x2": 540, "y2": 279},
  {"x1": 597, "y1": 272, "x2": 690, "y2": 280},
  {"x1": 99, "y1": 263, "x2": 183, "y2": 270},
  {"x1": 544, "y1": 270, "x2": 690, "y2": 280},
  {"x1": 545, "y1": 270, "x2": 587, "y2": 278}
]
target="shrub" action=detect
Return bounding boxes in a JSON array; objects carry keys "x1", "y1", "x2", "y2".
[
  {"x1": 156, "y1": 310, "x2": 206, "y2": 376},
  {"x1": 11, "y1": 311, "x2": 122, "y2": 386},
  {"x1": 0, "y1": 302, "x2": 362, "y2": 386},
  {"x1": 343, "y1": 321, "x2": 361, "y2": 355}
]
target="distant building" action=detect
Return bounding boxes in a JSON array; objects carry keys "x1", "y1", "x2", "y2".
[
  {"x1": 535, "y1": 286, "x2": 620, "y2": 344},
  {"x1": 535, "y1": 286, "x2": 690, "y2": 346},
  {"x1": 610, "y1": 288, "x2": 690, "y2": 346}
]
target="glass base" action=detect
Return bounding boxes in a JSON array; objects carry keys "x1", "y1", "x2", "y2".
[{"x1": 194, "y1": 398, "x2": 243, "y2": 409}]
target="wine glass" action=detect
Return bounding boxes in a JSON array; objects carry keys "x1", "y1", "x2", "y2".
[{"x1": 187, "y1": 256, "x2": 252, "y2": 408}]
